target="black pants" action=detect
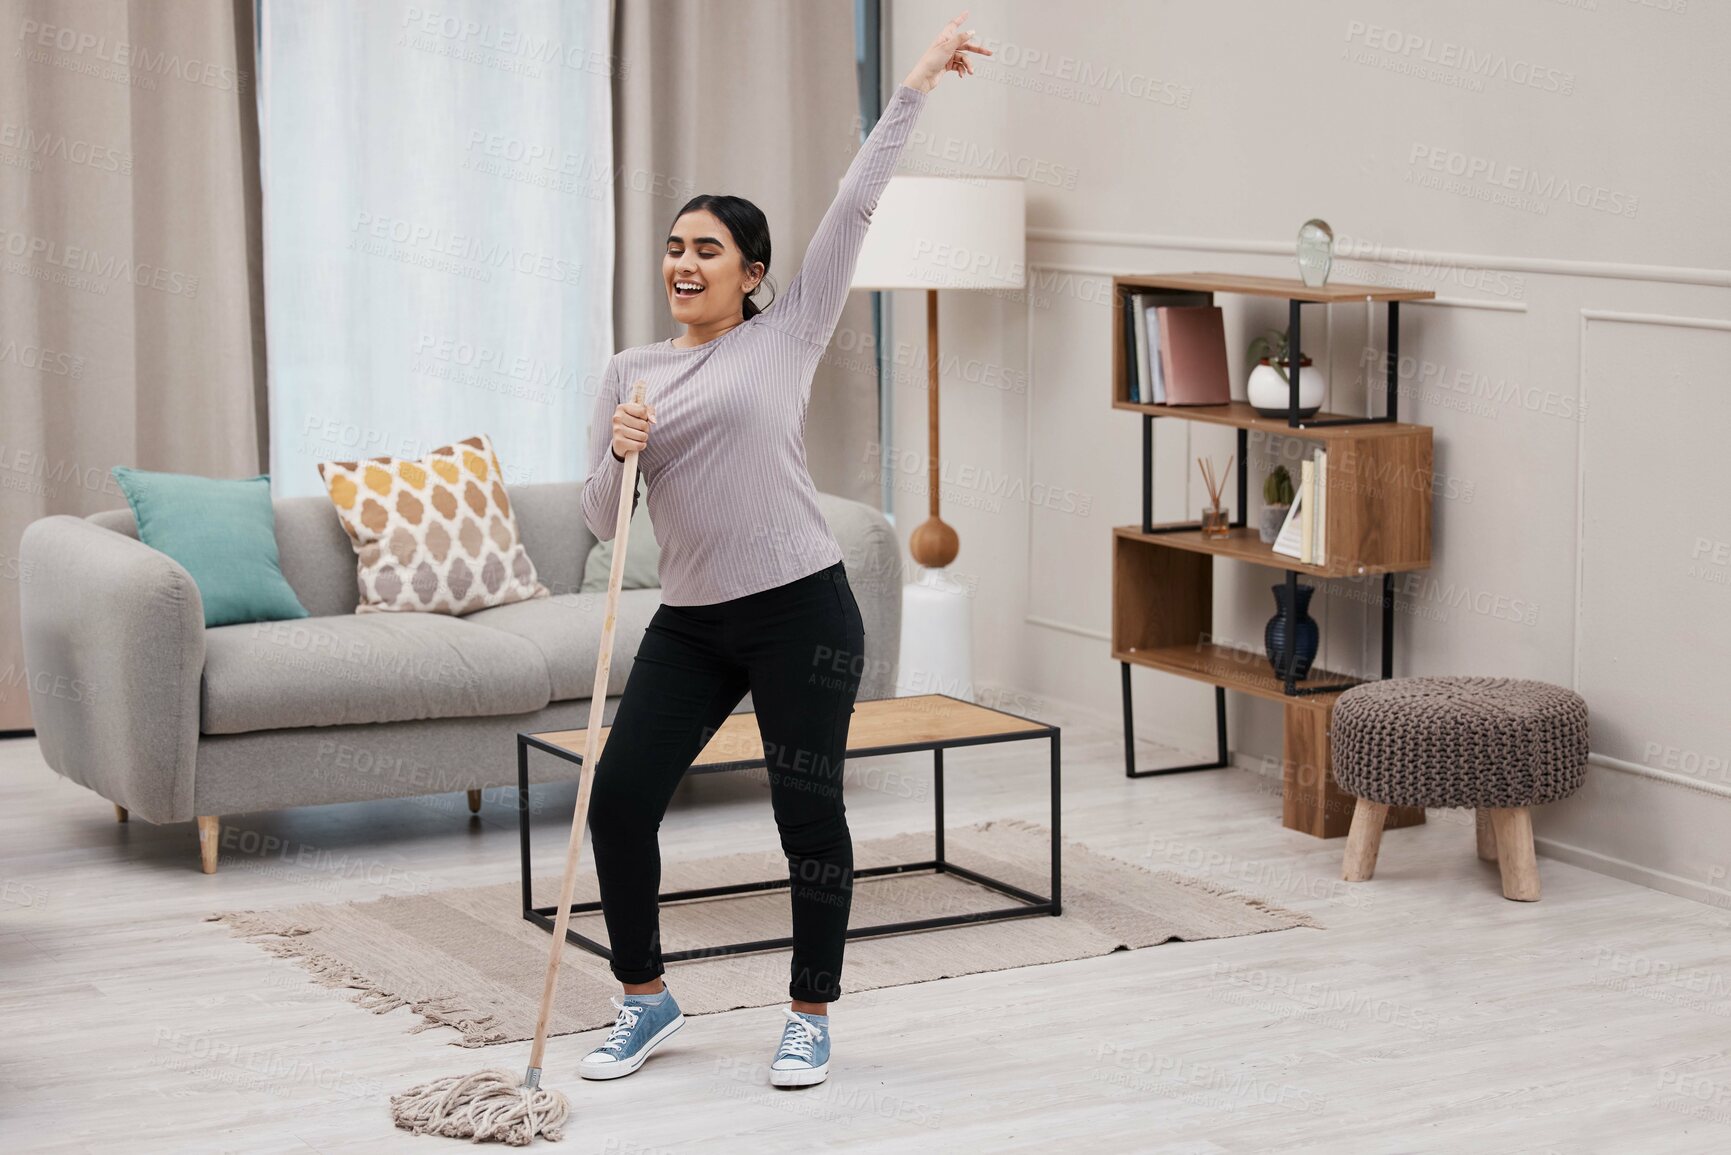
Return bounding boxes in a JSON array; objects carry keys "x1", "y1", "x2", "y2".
[{"x1": 586, "y1": 559, "x2": 866, "y2": 1004}]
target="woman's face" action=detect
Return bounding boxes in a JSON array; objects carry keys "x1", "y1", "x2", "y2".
[{"x1": 664, "y1": 209, "x2": 763, "y2": 327}]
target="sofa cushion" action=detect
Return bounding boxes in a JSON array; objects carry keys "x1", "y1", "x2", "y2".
[
  {"x1": 200, "y1": 613, "x2": 551, "y2": 735},
  {"x1": 315, "y1": 433, "x2": 550, "y2": 616},
  {"x1": 462, "y1": 588, "x2": 662, "y2": 702},
  {"x1": 109, "y1": 467, "x2": 310, "y2": 628},
  {"x1": 581, "y1": 493, "x2": 661, "y2": 593}
]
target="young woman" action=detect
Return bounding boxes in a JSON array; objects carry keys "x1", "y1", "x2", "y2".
[{"x1": 573, "y1": 12, "x2": 987, "y2": 1088}]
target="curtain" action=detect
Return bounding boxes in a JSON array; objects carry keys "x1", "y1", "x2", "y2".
[
  {"x1": 0, "y1": 0, "x2": 266, "y2": 731},
  {"x1": 259, "y1": 0, "x2": 613, "y2": 498},
  {"x1": 612, "y1": 0, "x2": 879, "y2": 503}
]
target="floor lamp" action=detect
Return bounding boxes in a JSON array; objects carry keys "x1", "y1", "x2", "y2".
[{"x1": 849, "y1": 175, "x2": 1026, "y2": 700}]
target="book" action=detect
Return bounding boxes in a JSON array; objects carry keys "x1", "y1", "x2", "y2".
[
  {"x1": 1155, "y1": 305, "x2": 1231, "y2": 406},
  {"x1": 1271, "y1": 483, "x2": 1305, "y2": 559},
  {"x1": 1300, "y1": 458, "x2": 1316, "y2": 564},
  {"x1": 1142, "y1": 297, "x2": 1166, "y2": 403},
  {"x1": 1313, "y1": 448, "x2": 1327, "y2": 566},
  {"x1": 1135, "y1": 290, "x2": 1149, "y2": 405},
  {"x1": 1120, "y1": 291, "x2": 1141, "y2": 402}
]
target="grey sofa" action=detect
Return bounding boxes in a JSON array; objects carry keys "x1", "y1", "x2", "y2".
[{"x1": 19, "y1": 481, "x2": 902, "y2": 872}]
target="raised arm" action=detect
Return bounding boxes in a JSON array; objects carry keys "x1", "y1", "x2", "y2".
[
  {"x1": 760, "y1": 11, "x2": 988, "y2": 350},
  {"x1": 759, "y1": 84, "x2": 927, "y2": 349}
]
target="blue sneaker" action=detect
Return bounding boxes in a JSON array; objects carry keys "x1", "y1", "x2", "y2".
[
  {"x1": 770, "y1": 1008, "x2": 830, "y2": 1087},
  {"x1": 578, "y1": 987, "x2": 685, "y2": 1080}
]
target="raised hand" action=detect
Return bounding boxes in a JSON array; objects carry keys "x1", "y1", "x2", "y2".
[{"x1": 902, "y1": 9, "x2": 991, "y2": 93}]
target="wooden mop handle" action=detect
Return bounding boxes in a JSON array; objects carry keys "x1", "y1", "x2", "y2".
[{"x1": 526, "y1": 379, "x2": 648, "y2": 1079}]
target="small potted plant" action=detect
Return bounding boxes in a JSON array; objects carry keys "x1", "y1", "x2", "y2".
[
  {"x1": 1246, "y1": 328, "x2": 1325, "y2": 418},
  {"x1": 1260, "y1": 464, "x2": 1294, "y2": 543}
]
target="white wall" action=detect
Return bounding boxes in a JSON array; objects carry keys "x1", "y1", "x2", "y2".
[{"x1": 880, "y1": 0, "x2": 1731, "y2": 902}]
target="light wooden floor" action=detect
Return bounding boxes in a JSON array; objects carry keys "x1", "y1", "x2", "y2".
[{"x1": 2, "y1": 700, "x2": 1727, "y2": 1154}]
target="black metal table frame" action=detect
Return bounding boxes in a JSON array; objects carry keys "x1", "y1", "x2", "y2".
[{"x1": 516, "y1": 702, "x2": 1062, "y2": 964}]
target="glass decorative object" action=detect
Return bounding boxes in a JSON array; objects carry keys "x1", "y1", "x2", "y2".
[
  {"x1": 1200, "y1": 504, "x2": 1230, "y2": 540},
  {"x1": 1296, "y1": 219, "x2": 1334, "y2": 288}
]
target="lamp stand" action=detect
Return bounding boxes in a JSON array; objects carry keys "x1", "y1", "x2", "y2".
[
  {"x1": 897, "y1": 288, "x2": 972, "y2": 700},
  {"x1": 908, "y1": 289, "x2": 959, "y2": 568}
]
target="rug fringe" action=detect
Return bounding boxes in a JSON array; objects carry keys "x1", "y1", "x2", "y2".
[
  {"x1": 205, "y1": 911, "x2": 509, "y2": 1047},
  {"x1": 1151, "y1": 870, "x2": 1324, "y2": 928},
  {"x1": 947, "y1": 818, "x2": 1323, "y2": 929}
]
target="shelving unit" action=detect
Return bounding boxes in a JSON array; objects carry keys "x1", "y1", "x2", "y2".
[{"x1": 1110, "y1": 273, "x2": 1435, "y2": 838}]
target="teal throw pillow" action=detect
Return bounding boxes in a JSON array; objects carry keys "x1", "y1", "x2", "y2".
[{"x1": 110, "y1": 467, "x2": 310, "y2": 628}]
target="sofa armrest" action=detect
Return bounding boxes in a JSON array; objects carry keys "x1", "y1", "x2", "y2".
[
  {"x1": 815, "y1": 494, "x2": 902, "y2": 702},
  {"x1": 19, "y1": 516, "x2": 205, "y2": 823}
]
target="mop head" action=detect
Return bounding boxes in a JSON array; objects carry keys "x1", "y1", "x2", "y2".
[{"x1": 390, "y1": 1068, "x2": 570, "y2": 1145}]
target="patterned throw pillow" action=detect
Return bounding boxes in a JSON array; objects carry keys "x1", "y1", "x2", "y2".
[{"x1": 316, "y1": 433, "x2": 549, "y2": 615}]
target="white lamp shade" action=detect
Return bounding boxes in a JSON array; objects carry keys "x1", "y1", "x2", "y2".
[{"x1": 850, "y1": 176, "x2": 1025, "y2": 291}]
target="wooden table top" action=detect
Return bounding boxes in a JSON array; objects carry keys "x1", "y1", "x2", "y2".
[{"x1": 529, "y1": 693, "x2": 1053, "y2": 768}]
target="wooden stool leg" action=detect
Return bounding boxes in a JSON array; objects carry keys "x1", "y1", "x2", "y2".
[
  {"x1": 467, "y1": 788, "x2": 482, "y2": 814},
  {"x1": 197, "y1": 816, "x2": 220, "y2": 875},
  {"x1": 1489, "y1": 807, "x2": 1540, "y2": 901},
  {"x1": 1343, "y1": 799, "x2": 1390, "y2": 881},
  {"x1": 1475, "y1": 809, "x2": 1497, "y2": 861},
  {"x1": 115, "y1": 804, "x2": 129, "y2": 824}
]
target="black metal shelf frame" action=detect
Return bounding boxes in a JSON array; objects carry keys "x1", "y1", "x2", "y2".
[{"x1": 1121, "y1": 292, "x2": 1404, "y2": 776}]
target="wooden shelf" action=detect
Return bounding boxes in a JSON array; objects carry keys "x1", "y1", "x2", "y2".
[
  {"x1": 1115, "y1": 524, "x2": 1415, "y2": 579},
  {"x1": 1115, "y1": 272, "x2": 1435, "y2": 304},
  {"x1": 1110, "y1": 399, "x2": 1424, "y2": 441},
  {"x1": 1113, "y1": 643, "x2": 1356, "y2": 708},
  {"x1": 1109, "y1": 270, "x2": 1435, "y2": 839}
]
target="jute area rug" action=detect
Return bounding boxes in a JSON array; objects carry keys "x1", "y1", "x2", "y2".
[{"x1": 211, "y1": 819, "x2": 1319, "y2": 1047}]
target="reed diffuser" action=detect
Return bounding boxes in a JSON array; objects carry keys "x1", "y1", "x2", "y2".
[{"x1": 1197, "y1": 454, "x2": 1232, "y2": 539}]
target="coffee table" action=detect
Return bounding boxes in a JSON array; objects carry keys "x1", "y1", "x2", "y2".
[{"x1": 516, "y1": 693, "x2": 1061, "y2": 962}]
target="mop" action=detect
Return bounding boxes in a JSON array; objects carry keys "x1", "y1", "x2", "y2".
[{"x1": 390, "y1": 382, "x2": 649, "y2": 1145}]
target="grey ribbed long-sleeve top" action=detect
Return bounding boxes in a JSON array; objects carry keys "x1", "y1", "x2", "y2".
[{"x1": 581, "y1": 83, "x2": 928, "y2": 606}]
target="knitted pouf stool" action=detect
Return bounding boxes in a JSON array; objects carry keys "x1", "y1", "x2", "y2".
[{"x1": 1331, "y1": 676, "x2": 1589, "y2": 901}]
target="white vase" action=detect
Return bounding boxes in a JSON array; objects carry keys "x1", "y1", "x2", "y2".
[{"x1": 1247, "y1": 359, "x2": 1325, "y2": 418}]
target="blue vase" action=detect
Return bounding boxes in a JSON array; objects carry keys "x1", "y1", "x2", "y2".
[{"x1": 1264, "y1": 583, "x2": 1319, "y2": 680}]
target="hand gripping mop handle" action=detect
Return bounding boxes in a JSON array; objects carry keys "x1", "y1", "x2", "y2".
[{"x1": 525, "y1": 379, "x2": 648, "y2": 1088}]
